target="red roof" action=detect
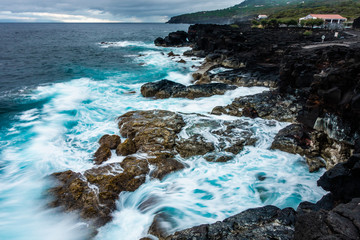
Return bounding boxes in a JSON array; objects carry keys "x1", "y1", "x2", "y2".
[{"x1": 310, "y1": 14, "x2": 347, "y2": 20}]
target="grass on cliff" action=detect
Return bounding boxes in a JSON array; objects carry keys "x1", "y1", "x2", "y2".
[{"x1": 169, "y1": 0, "x2": 360, "y2": 23}]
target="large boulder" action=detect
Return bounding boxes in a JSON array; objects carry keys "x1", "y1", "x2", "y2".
[
  {"x1": 118, "y1": 110, "x2": 185, "y2": 153},
  {"x1": 154, "y1": 31, "x2": 189, "y2": 47},
  {"x1": 140, "y1": 80, "x2": 186, "y2": 99},
  {"x1": 295, "y1": 198, "x2": 360, "y2": 240},
  {"x1": 93, "y1": 134, "x2": 121, "y2": 165},
  {"x1": 141, "y1": 79, "x2": 236, "y2": 99},
  {"x1": 318, "y1": 154, "x2": 360, "y2": 202},
  {"x1": 98, "y1": 134, "x2": 121, "y2": 149}
]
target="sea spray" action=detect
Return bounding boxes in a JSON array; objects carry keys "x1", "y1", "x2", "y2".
[{"x1": 0, "y1": 24, "x2": 326, "y2": 240}]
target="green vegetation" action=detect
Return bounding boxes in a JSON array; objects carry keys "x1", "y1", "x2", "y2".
[
  {"x1": 303, "y1": 30, "x2": 313, "y2": 36},
  {"x1": 168, "y1": 0, "x2": 360, "y2": 24},
  {"x1": 271, "y1": 0, "x2": 360, "y2": 21},
  {"x1": 300, "y1": 19, "x2": 325, "y2": 27}
]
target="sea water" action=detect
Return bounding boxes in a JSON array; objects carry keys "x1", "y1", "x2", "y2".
[{"x1": 0, "y1": 23, "x2": 326, "y2": 240}]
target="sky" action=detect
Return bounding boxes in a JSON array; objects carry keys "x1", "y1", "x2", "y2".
[{"x1": 0, "y1": 0, "x2": 244, "y2": 23}]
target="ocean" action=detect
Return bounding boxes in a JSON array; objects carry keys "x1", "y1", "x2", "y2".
[{"x1": 0, "y1": 23, "x2": 326, "y2": 240}]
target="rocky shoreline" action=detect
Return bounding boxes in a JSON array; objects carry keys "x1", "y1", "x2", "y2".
[{"x1": 48, "y1": 24, "x2": 360, "y2": 239}]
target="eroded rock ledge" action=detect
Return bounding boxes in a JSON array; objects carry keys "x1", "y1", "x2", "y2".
[
  {"x1": 48, "y1": 110, "x2": 259, "y2": 230},
  {"x1": 140, "y1": 79, "x2": 236, "y2": 99}
]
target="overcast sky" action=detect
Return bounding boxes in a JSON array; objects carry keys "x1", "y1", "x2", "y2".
[{"x1": 0, "y1": 0, "x2": 244, "y2": 22}]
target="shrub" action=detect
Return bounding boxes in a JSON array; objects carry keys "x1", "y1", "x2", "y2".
[{"x1": 303, "y1": 30, "x2": 313, "y2": 36}]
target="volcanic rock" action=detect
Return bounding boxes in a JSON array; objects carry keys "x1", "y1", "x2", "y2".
[
  {"x1": 98, "y1": 134, "x2": 121, "y2": 149},
  {"x1": 118, "y1": 110, "x2": 185, "y2": 153},
  {"x1": 141, "y1": 79, "x2": 236, "y2": 99},
  {"x1": 212, "y1": 91, "x2": 302, "y2": 122},
  {"x1": 271, "y1": 124, "x2": 353, "y2": 172},
  {"x1": 156, "y1": 205, "x2": 296, "y2": 240},
  {"x1": 93, "y1": 145, "x2": 112, "y2": 165},
  {"x1": 175, "y1": 134, "x2": 215, "y2": 158},
  {"x1": 116, "y1": 138, "x2": 137, "y2": 156}
]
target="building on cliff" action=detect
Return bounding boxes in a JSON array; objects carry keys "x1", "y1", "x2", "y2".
[
  {"x1": 257, "y1": 15, "x2": 268, "y2": 20},
  {"x1": 299, "y1": 14, "x2": 347, "y2": 24}
]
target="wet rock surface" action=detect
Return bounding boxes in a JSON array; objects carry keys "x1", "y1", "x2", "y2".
[
  {"x1": 271, "y1": 124, "x2": 353, "y2": 172},
  {"x1": 295, "y1": 198, "x2": 360, "y2": 240},
  {"x1": 194, "y1": 65, "x2": 279, "y2": 88},
  {"x1": 141, "y1": 79, "x2": 236, "y2": 99},
  {"x1": 318, "y1": 154, "x2": 360, "y2": 202},
  {"x1": 154, "y1": 205, "x2": 296, "y2": 240},
  {"x1": 93, "y1": 134, "x2": 121, "y2": 165},
  {"x1": 212, "y1": 91, "x2": 303, "y2": 122},
  {"x1": 118, "y1": 110, "x2": 185, "y2": 153}
]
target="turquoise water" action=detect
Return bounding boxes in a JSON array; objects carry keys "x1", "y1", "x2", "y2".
[{"x1": 0, "y1": 23, "x2": 326, "y2": 240}]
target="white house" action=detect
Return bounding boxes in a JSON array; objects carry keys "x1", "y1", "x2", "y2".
[
  {"x1": 299, "y1": 14, "x2": 347, "y2": 24},
  {"x1": 257, "y1": 15, "x2": 268, "y2": 20}
]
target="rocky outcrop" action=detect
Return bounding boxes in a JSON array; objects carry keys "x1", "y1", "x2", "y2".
[
  {"x1": 98, "y1": 134, "x2": 121, "y2": 149},
  {"x1": 271, "y1": 124, "x2": 353, "y2": 172},
  {"x1": 194, "y1": 64, "x2": 279, "y2": 88},
  {"x1": 151, "y1": 205, "x2": 296, "y2": 240},
  {"x1": 212, "y1": 91, "x2": 303, "y2": 122},
  {"x1": 49, "y1": 154, "x2": 185, "y2": 229},
  {"x1": 93, "y1": 134, "x2": 121, "y2": 164},
  {"x1": 48, "y1": 110, "x2": 189, "y2": 230},
  {"x1": 175, "y1": 134, "x2": 215, "y2": 158},
  {"x1": 154, "y1": 31, "x2": 189, "y2": 47},
  {"x1": 294, "y1": 155, "x2": 360, "y2": 239},
  {"x1": 116, "y1": 138, "x2": 137, "y2": 156},
  {"x1": 118, "y1": 110, "x2": 185, "y2": 153},
  {"x1": 295, "y1": 198, "x2": 360, "y2": 240},
  {"x1": 279, "y1": 44, "x2": 360, "y2": 136},
  {"x1": 318, "y1": 154, "x2": 360, "y2": 202},
  {"x1": 140, "y1": 79, "x2": 236, "y2": 99}
]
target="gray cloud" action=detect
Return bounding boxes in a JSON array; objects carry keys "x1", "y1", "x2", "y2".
[{"x1": 0, "y1": 0, "x2": 243, "y2": 22}]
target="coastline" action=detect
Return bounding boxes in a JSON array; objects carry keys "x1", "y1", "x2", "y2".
[{"x1": 47, "y1": 23, "x2": 360, "y2": 239}]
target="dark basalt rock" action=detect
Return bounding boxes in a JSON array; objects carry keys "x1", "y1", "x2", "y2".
[
  {"x1": 195, "y1": 65, "x2": 279, "y2": 88},
  {"x1": 141, "y1": 79, "x2": 236, "y2": 99},
  {"x1": 154, "y1": 31, "x2": 189, "y2": 47},
  {"x1": 173, "y1": 83, "x2": 236, "y2": 99},
  {"x1": 155, "y1": 205, "x2": 296, "y2": 240},
  {"x1": 211, "y1": 91, "x2": 302, "y2": 122},
  {"x1": 280, "y1": 44, "x2": 360, "y2": 136},
  {"x1": 295, "y1": 198, "x2": 360, "y2": 240},
  {"x1": 318, "y1": 154, "x2": 360, "y2": 202},
  {"x1": 147, "y1": 153, "x2": 185, "y2": 180},
  {"x1": 271, "y1": 124, "x2": 353, "y2": 172},
  {"x1": 141, "y1": 80, "x2": 186, "y2": 99}
]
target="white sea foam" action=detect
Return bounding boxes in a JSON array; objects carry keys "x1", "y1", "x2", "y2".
[
  {"x1": 0, "y1": 39, "x2": 327, "y2": 240},
  {"x1": 98, "y1": 41, "x2": 155, "y2": 49}
]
